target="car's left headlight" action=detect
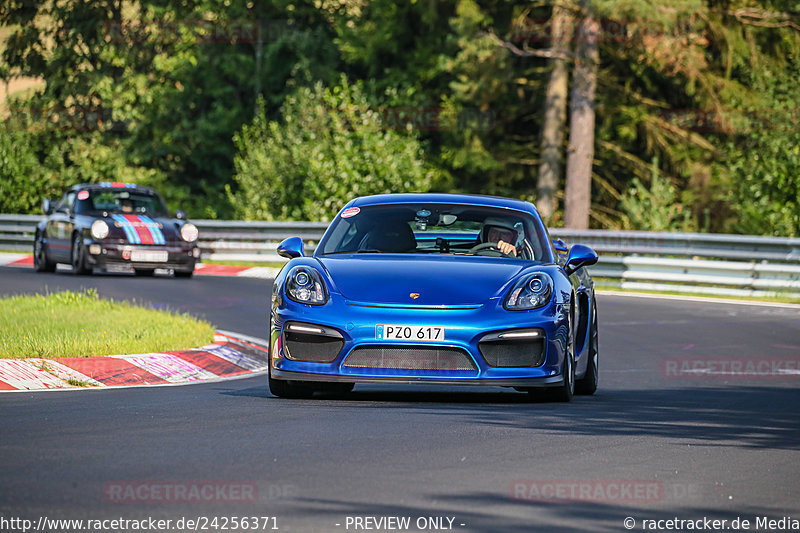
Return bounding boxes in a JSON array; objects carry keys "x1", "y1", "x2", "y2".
[
  {"x1": 505, "y1": 273, "x2": 553, "y2": 310},
  {"x1": 285, "y1": 266, "x2": 328, "y2": 305},
  {"x1": 91, "y1": 220, "x2": 109, "y2": 240},
  {"x1": 180, "y1": 223, "x2": 199, "y2": 242}
]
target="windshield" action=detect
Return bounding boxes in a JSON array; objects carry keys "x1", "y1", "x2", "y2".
[
  {"x1": 318, "y1": 203, "x2": 549, "y2": 261},
  {"x1": 74, "y1": 189, "x2": 169, "y2": 217}
]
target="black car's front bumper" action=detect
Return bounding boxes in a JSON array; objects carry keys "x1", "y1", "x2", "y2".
[{"x1": 84, "y1": 239, "x2": 199, "y2": 272}]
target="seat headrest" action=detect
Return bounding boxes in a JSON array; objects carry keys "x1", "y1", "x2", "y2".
[{"x1": 362, "y1": 221, "x2": 417, "y2": 253}]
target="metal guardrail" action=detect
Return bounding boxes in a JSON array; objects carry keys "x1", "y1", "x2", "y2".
[{"x1": 2, "y1": 214, "x2": 799, "y2": 298}]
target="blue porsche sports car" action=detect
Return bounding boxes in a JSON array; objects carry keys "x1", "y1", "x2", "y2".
[{"x1": 269, "y1": 193, "x2": 599, "y2": 401}]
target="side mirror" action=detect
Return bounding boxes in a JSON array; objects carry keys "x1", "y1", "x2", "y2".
[
  {"x1": 175, "y1": 209, "x2": 187, "y2": 220},
  {"x1": 42, "y1": 199, "x2": 53, "y2": 215},
  {"x1": 552, "y1": 238, "x2": 568, "y2": 254},
  {"x1": 277, "y1": 237, "x2": 304, "y2": 259},
  {"x1": 564, "y1": 244, "x2": 598, "y2": 275}
]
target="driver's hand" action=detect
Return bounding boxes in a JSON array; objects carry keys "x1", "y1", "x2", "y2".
[{"x1": 497, "y1": 240, "x2": 517, "y2": 257}]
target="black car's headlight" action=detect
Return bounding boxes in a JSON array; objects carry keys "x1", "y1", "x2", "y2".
[
  {"x1": 285, "y1": 267, "x2": 328, "y2": 305},
  {"x1": 505, "y1": 273, "x2": 553, "y2": 310},
  {"x1": 180, "y1": 223, "x2": 199, "y2": 242},
  {"x1": 91, "y1": 220, "x2": 109, "y2": 240}
]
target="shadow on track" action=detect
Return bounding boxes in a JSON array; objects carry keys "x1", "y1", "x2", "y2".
[{"x1": 222, "y1": 384, "x2": 800, "y2": 451}]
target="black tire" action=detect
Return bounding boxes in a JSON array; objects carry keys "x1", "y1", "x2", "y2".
[
  {"x1": 546, "y1": 303, "x2": 575, "y2": 402},
  {"x1": 548, "y1": 348, "x2": 575, "y2": 402},
  {"x1": 134, "y1": 268, "x2": 155, "y2": 277},
  {"x1": 268, "y1": 366, "x2": 316, "y2": 399},
  {"x1": 576, "y1": 300, "x2": 599, "y2": 395},
  {"x1": 33, "y1": 232, "x2": 56, "y2": 273},
  {"x1": 174, "y1": 269, "x2": 194, "y2": 278},
  {"x1": 317, "y1": 382, "x2": 355, "y2": 395},
  {"x1": 71, "y1": 233, "x2": 91, "y2": 275}
]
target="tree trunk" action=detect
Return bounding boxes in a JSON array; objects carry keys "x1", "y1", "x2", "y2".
[
  {"x1": 563, "y1": 7, "x2": 599, "y2": 229},
  {"x1": 536, "y1": 4, "x2": 574, "y2": 220}
]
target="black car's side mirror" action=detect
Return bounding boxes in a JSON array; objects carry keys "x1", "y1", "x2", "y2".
[
  {"x1": 277, "y1": 237, "x2": 304, "y2": 259},
  {"x1": 42, "y1": 199, "x2": 53, "y2": 215},
  {"x1": 175, "y1": 209, "x2": 187, "y2": 220},
  {"x1": 564, "y1": 244, "x2": 598, "y2": 275}
]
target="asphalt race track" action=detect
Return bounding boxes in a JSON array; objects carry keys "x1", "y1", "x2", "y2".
[{"x1": 1, "y1": 265, "x2": 799, "y2": 532}]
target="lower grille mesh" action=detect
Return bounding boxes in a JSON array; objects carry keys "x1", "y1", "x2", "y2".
[
  {"x1": 284, "y1": 332, "x2": 343, "y2": 363},
  {"x1": 478, "y1": 339, "x2": 545, "y2": 367},
  {"x1": 343, "y1": 346, "x2": 477, "y2": 371}
]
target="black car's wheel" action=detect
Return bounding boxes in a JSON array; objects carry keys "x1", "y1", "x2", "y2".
[
  {"x1": 71, "y1": 233, "x2": 91, "y2": 275},
  {"x1": 576, "y1": 300, "x2": 599, "y2": 395},
  {"x1": 33, "y1": 232, "x2": 56, "y2": 273},
  {"x1": 134, "y1": 268, "x2": 155, "y2": 277}
]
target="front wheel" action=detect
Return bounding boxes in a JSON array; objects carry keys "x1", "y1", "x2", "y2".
[
  {"x1": 34, "y1": 232, "x2": 56, "y2": 273},
  {"x1": 546, "y1": 306, "x2": 575, "y2": 402},
  {"x1": 548, "y1": 348, "x2": 575, "y2": 402},
  {"x1": 268, "y1": 365, "x2": 316, "y2": 399},
  {"x1": 576, "y1": 301, "x2": 598, "y2": 395},
  {"x1": 71, "y1": 233, "x2": 91, "y2": 275}
]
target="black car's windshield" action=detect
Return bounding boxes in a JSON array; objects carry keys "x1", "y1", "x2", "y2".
[
  {"x1": 318, "y1": 203, "x2": 549, "y2": 261},
  {"x1": 74, "y1": 189, "x2": 169, "y2": 217}
]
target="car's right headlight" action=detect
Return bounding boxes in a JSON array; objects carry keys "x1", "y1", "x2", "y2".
[
  {"x1": 180, "y1": 223, "x2": 199, "y2": 242},
  {"x1": 285, "y1": 267, "x2": 328, "y2": 305},
  {"x1": 505, "y1": 273, "x2": 553, "y2": 310},
  {"x1": 91, "y1": 220, "x2": 109, "y2": 240}
]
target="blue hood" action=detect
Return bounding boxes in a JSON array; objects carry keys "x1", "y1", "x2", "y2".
[{"x1": 317, "y1": 254, "x2": 528, "y2": 306}]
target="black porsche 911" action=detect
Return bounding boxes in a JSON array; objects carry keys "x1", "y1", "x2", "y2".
[{"x1": 34, "y1": 182, "x2": 200, "y2": 277}]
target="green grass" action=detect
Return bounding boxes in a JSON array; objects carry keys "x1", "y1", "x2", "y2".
[{"x1": 0, "y1": 289, "x2": 215, "y2": 358}]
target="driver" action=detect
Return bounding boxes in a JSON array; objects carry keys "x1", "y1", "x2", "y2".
[
  {"x1": 481, "y1": 217, "x2": 519, "y2": 257},
  {"x1": 120, "y1": 198, "x2": 134, "y2": 213}
]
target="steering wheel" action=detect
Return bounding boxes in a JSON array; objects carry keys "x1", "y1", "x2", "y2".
[{"x1": 468, "y1": 241, "x2": 515, "y2": 257}]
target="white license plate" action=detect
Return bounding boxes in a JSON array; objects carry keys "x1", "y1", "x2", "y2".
[
  {"x1": 375, "y1": 324, "x2": 445, "y2": 341},
  {"x1": 130, "y1": 250, "x2": 168, "y2": 263}
]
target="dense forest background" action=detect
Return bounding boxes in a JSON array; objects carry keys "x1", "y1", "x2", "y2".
[{"x1": 1, "y1": 0, "x2": 798, "y2": 236}]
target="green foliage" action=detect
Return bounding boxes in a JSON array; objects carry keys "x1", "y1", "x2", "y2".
[
  {"x1": 0, "y1": 119, "x2": 176, "y2": 213},
  {"x1": 724, "y1": 105, "x2": 800, "y2": 236},
  {"x1": 1, "y1": 0, "x2": 799, "y2": 236},
  {"x1": 619, "y1": 158, "x2": 696, "y2": 231},
  {"x1": 0, "y1": 126, "x2": 50, "y2": 213},
  {"x1": 1, "y1": 0, "x2": 341, "y2": 218},
  {"x1": 231, "y1": 78, "x2": 441, "y2": 221}
]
